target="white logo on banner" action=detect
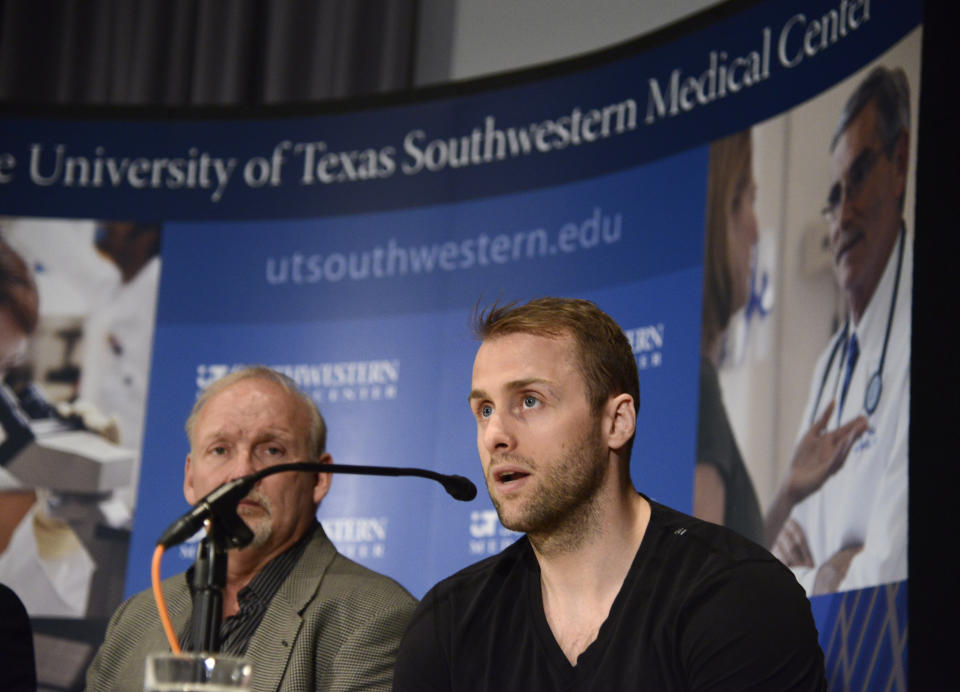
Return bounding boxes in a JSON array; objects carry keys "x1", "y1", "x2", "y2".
[
  {"x1": 468, "y1": 509, "x2": 520, "y2": 556},
  {"x1": 624, "y1": 323, "x2": 665, "y2": 370},
  {"x1": 195, "y1": 360, "x2": 400, "y2": 403},
  {"x1": 321, "y1": 516, "x2": 388, "y2": 560},
  {"x1": 196, "y1": 364, "x2": 232, "y2": 390},
  {"x1": 176, "y1": 529, "x2": 206, "y2": 562}
]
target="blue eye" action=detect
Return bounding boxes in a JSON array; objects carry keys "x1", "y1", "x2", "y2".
[
  {"x1": 479, "y1": 404, "x2": 494, "y2": 418},
  {"x1": 522, "y1": 396, "x2": 539, "y2": 409}
]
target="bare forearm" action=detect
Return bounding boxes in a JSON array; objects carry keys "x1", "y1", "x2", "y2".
[{"x1": 763, "y1": 486, "x2": 796, "y2": 550}]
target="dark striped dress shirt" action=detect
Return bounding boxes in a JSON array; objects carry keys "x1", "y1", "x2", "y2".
[{"x1": 179, "y1": 522, "x2": 316, "y2": 655}]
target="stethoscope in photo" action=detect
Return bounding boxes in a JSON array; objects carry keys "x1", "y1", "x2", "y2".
[{"x1": 810, "y1": 224, "x2": 905, "y2": 425}]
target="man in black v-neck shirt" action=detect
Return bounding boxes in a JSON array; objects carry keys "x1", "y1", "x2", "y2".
[{"x1": 393, "y1": 298, "x2": 824, "y2": 690}]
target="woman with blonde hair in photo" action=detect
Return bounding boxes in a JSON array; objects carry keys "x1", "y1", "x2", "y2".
[{"x1": 693, "y1": 130, "x2": 764, "y2": 545}]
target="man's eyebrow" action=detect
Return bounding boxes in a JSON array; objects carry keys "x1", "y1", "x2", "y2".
[
  {"x1": 467, "y1": 378, "x2": 554, "y2": 404},
  {"x1": 195, "y1": 431, "x2": 224, "y2": 443}
]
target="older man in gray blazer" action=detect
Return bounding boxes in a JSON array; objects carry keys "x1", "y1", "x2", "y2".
[{"x1": 86, "y1": 366, "x2": 416, "y2": 691}]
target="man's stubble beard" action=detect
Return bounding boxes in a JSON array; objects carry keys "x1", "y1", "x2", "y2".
[
  {"x1": 491, "y1": 423, "x2": 609, "y2": 552},
  {"x1": 238, "y1": 490, "x2": 274, "y2": 549}
]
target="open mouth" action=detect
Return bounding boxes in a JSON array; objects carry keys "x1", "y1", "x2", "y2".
[{"x1": 495, "y1": 470, "x2": 530, "y2": 484}]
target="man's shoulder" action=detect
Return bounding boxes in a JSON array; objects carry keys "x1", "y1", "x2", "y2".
[
  {"x1": 407, "y1": 535, "x2": 532, "y2": 625},
  {"x1": 294, "y1": 523, "x2": 415, "y2": 609},
  {"x1": 644, "y1": 499, "x2": 791, "y2": 588},
  {"x1": 324, "y1": 549, "x2": 417, "y2": 605},
  {"x1": 113, "y1": 572, "x2": 190, "y2": 622},
  {"x1": 394, "y1": 537, "x2": 532, "y2": 677},
  {"x1": 97, "y1": 572, "x2": 190, "y2": 651},
  {"x1": 647, "y1": 498, "x2": 773, "y2": 558},
  {"x1": 636, "y1": 502, "x2": 824, "y2": 689},
  {"x1": 86, "y1": 572, "x2": 191, "y2": 690},
  {"x1": 428, "y1": 535, "x2": 530, "y2": 596}
]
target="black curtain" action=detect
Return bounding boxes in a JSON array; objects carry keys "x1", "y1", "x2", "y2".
[{"x1": 0, "y1": 0, "x2": 419, "y2": 106}]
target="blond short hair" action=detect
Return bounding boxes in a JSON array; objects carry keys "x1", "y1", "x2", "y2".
[{"x1": 185, "y1": 365, "x2": 326, "y2": 458}]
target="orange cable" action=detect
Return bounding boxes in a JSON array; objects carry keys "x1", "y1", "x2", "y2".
[{"x1": 152, "y1": 544, "x2": 181, "y2": 654}]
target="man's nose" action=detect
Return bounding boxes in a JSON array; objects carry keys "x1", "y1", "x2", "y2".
[
  {"x1": 481, "y1": 411, "x2": 516, "y2": 454},
  {"x1": 227, "y1": 448, "x2": 258, "y2": 480},
  {"x1": 835, "y1": 179, "x2": 864, "y2": 229}
]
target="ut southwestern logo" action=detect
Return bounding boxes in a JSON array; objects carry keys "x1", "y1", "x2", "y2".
[
  {"x1": 196, "y1": 360, "x2": 400, "y2": 404},
  {"x1": 322, "y1": 517, "x2": 388, "y2": 560},
  {"x1": 177, "y1": 529, "x2": 206, "y2": 561},
  {"x1": 468, "y1": 509, "x2": 520, "y2": 556},
  {"x1": 624, "y1": 323, "x2": 664, "y2": 370}
]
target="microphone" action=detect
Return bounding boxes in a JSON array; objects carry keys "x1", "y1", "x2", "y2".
[
  {"x1": 157, "y1": 462, "x2": 477, "y2": 549},
  {"x1": 157, "y1": 476, "x2": 257, "y2": 549},
  {"x1": 439, "y1": 474, "x2": 478, "y2": 501}
]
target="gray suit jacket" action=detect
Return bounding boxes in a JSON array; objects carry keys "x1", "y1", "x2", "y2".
[{"x1": 85, "y1": 525, "x2": 416, "y2": 692}]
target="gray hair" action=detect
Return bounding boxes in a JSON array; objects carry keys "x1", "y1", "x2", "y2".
[
  {"x1": 830, "y1": 65, "x2": 910, "y2": 156},
  {"x1": 184, "y1": 365, "x2": 327, "y2": 458}
]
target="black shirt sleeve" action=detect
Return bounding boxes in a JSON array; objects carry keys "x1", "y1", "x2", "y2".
[{"x1": 679, "y1": 560, "x2": 826, "y2": 691}]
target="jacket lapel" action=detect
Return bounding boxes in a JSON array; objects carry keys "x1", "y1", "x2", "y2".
[{"x1": 244, "y1": 526, "x2": 337, "y2": 692}]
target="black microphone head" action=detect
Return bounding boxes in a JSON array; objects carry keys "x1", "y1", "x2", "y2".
[
  {"x1": 443, "y1": 474, "x2": 478, "y2": 501},
  {"x1": 157, "y1": 475, "x2": 257, "y2": 548}
]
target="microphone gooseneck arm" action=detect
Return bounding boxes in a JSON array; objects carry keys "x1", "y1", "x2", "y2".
[
  {"x1": 157, "y1": 462, "x2": 477, "y2": 549},
  {"x1": 257, "y1": 462, "x2": 478, "y2": 502}
]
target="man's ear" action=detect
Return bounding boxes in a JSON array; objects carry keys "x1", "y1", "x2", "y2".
[
  {"x1": 183, "y1": 454, "x2": 197, "y2": 504},
  {"x1": 604, "y1": 393, "x2": 636, "y2": 452},
  {"x1": 313, "y1": 452, "x2": 333, "y2": 504}
]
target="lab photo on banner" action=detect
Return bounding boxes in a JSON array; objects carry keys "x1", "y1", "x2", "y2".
[
  {"x1": 692, "y1": 28, "x2": 919, "y2": 598},
  {"x1": 0, "y1": 217, "x2": 161, "y2": 689}
]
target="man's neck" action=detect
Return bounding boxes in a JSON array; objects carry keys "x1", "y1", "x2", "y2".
[
  {"x1": 532, "y1": 487, "x2": 650, "y2": 665},
  {"x1": 220, "y1": 529, "x2": 310, "y2": 619}
]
